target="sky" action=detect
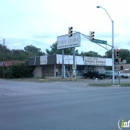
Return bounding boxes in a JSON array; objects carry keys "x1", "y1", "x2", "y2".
[{"x1": 0, "y1": 0, "x2": 130, "y2": 56}]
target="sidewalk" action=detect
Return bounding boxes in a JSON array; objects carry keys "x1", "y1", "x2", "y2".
[{"x1": 39, "y1": 76, "x2": 83, "y2": 82}]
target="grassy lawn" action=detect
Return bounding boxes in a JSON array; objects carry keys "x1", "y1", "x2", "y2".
[
  {"x1": 88, "y1": 83, "x2": 130, "y2": 87},
  {"x1": 7, "y1": 77, "x2": 83, "y2": 82}
]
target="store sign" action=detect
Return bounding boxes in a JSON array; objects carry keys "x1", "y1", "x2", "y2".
[
  {"x1": 84, "y1": 57, "x2": 106, "y2": 66},
  {"x1": 40, "y1": 55, "x2": 47, "y2": 65},
  {"x1": 56, "y1": 54, "x2": 84, "y2": 65},
  {"x1": 57, "y1": 32, "x2": 81, "y2": 49}
]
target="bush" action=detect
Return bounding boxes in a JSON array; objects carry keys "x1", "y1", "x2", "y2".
[
  {"x1": 5, "y1": 67, "x2": 14, "y2": 79},
  {"x1": 4, "y1": 64, "x2": 34, "y2": 79},
  {"x1": 0, "y1": 67, "x2": 3, "y2": 78}
]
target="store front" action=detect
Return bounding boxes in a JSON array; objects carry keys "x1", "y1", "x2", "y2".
[{"x1": 27, "y1": 54, "x2": 112, "y2": 77}]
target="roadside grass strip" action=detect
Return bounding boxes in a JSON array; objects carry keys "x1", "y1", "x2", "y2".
[{"x1": 88, "y1": 83, "x2": 130, "y2": 87}]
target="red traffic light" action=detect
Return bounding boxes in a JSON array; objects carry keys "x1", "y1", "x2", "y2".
[{"x1": 116, "y1": 49, "x2": 119, "y2": 52}]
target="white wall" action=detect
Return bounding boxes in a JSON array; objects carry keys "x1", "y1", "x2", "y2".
[
  {"x1": 106, "y1": 58, "x2": 112, "y2": 66},
  {"x1": 56, "y1": 54, "x2": 112, "y2": 66},
  {"x1": 33, "y1": 66, "x2": 42, "y2": 77}
]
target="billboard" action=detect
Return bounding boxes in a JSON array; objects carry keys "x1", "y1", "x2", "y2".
[
  {"x1": 84, "y1": 57, "x2": 106, "y2": 66},
  {"x1": 57, "y1": 32, "x2": 81, "y2": 49}
]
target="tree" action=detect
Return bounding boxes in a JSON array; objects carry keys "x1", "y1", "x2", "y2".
[
  {"x1": 24, "y1": 45, "x2": 45, "y2": 57},
  {"x1": 118, "y1": 49, "x2": 130, "y2": 63},
  {"x1": 46, "y1": 42, "x2": 79, "y2": 55},
  {"x1": 104, "y1": 49, "x2": 112, "y2": 58},
  {"x1": 11, "y1": 49, "x2": 28, "y2": 60},
  {"x1": 0, "y1": 44, "x2": 11, "y2": 61},
  {"x1": 80, "y1": 51, "x2": 102, "y2": 57},
  {"x1": 4, "y1": 64, "x2": 34, "y2": 79},
  {"x1": 105, "y1": 49, "x2": 130, "y2": 63},
  {"x1": 0, "y1": 44, "x2": 46, "y2": 61}
]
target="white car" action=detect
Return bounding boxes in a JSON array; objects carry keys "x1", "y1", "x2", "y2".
[{"x1": 119, "y1": 72, "x2": 129, "y2": 78}]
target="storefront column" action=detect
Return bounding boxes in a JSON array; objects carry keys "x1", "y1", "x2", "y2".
[{"x1": 54, "y1": 64, "x2": 56, "y2": 77}]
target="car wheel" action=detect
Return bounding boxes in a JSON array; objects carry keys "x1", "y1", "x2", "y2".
[
  {"x1": 83, "y1": 75, "x2": 86, "y2": 79},
  {"x1": 100, "y1": 76, "x2": 103, "y2": 79}
]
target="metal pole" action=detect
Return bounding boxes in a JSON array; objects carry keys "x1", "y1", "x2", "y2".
[
  {"x1": 73, "y1": 47, "x2": 76, "y2": 79},
  {"x1": 62, "y1": 49, "x2": 64, "y2": 78},
  {"x1": 112, "y1": 21, "x2": 115, "y2": 84},
  {"x1": 2, "y1": 39, "x2": 5, "y2": 79},
  {"x1": 96, "y1": 6, "x2": 115, "y2": 84}
]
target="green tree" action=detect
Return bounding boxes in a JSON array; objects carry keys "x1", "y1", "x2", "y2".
[
  {"x1": 118, "y1": 49, "x2": 130, "y2": 63},
  {"x1": 24, "y1": 45, "x2": 45, "y2": 57},
  {"x1": 4, "y1": 64, "x2": 34, "y2": 79},
  {"x1": 80, "y1": 51, "x2": 102, "y2": 57},
  {"x1": 104, "y1": 49, "x2": 112, "y2": 58},
  {"x1": 11, "y1": 49, "x2": 28, "y2": 60},
  {"x1": 46, "y1": 42, "x2": 79, "y2": 55},
  {"x1": 105, "y1": 49, "x2": 130, "y2": 63},
  {"x1": 0, "y1": 44, "x2": 11, "y2": 61}
]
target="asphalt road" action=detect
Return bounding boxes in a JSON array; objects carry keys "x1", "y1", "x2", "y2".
[{"x1": 0, "y1": 79, "x2": 130, "y2": 130}]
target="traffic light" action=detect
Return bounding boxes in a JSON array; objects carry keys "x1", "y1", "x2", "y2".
[
  {"x1": 89, "y1": 31, "x2": 95, "y2": 41},
  {"x1": 68, "y1": 27, "x2": 73, "y2": 37},
  {"x1": 115, "y1": 49, "x2": 119, "y2": 57},
  {"x1": 114, "y1": 58, "x2": 118, "y2": 63}
]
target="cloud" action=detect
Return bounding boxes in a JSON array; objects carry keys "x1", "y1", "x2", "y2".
[{"x1": 0, "y1": 0, "x2": 130, "y2": 56}]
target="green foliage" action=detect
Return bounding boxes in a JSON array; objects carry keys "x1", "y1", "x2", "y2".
[
  {"x1": 0, "y1": 44, "x2": 46, "y2": 61},
  {"x1": 46, "y1": 42, "x2": 80, "y2": 55},
  {"x1": 2, "y1": 64, "x2": 34, "y2": 79},
  {"x1": 80, "y1": 51, "x2": 102, "y2": 57},
  {"x1": 0, "y1": 67, "x2": 3, "y2": 78},
  {"x1": 104, "y1": 49, "x2": 112, "y2": 58},
  {"x1": 105, "y1": 66, "x2": 112, "y2": 70},
  {"x1": 24, "y1": 45, "x2": 45, "y2": 57},
  {"x1": 89, "y1": 83, "x2": 130, "y2": 87},
  {"x1": 105, "y1": 49, "x2": 130, "y2": 63},
  {"x1": 5, "y1": 67, "x2": 14, "y2": 79},
  {"x1": 118, "y1": 49, "x2": 130, "y2": 63}
]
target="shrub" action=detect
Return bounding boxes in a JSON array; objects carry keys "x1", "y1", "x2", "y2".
[{"x1": 4, "y1": 64, "x2": 34, "y2": 79}]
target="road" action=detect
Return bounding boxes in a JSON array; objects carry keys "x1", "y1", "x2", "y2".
[{"x1": 0, "y1": 79, "x2": 130, "y2": 130}]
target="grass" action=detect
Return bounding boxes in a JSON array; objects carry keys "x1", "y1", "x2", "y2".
[
  {"x1": 88, "y1": 83, "x2": 130, "y2": 87},
  {"x1": 7, "y1": 77, "x2": 83, "y2": 82}
]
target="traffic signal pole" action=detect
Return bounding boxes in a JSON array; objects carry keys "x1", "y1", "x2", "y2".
[
  {"x1": 62, "y1": 49, "x2": 65, "y2": 78},
  {"x1": 2, "y1": 39, "x2": 5, "y2": 79},
  {"x1": 73, "y1": 47, "x2": 76, "y2": 79}
]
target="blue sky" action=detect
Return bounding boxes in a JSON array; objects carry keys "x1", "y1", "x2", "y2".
[{"x1": 0, "y1": 0, "x2": 130, "y2": 55}]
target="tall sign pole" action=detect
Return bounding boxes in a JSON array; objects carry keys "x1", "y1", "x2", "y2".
[
  {"x1": 73, "y1": 47, "x2": 76, "y2": 79},
  {"x1": 57, "y1": 28, "x2": 81, "y2": 79},
  {"x1": 112, "y1": 21, "x2": 115, "y2": 84},
  {"x1": 3, "y1": 39, "x2": 5, "y2": 78},
  {"x1": 97, "y1": 6, "x2": 115, "y2": 84},
  {"x1": 62, "y1": 49, "x2": 64, "y2": 78}
]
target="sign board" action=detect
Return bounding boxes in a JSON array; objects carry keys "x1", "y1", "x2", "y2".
[
  {"x1": 92, "y1": 39, "x2": 107, "y2": 44},
  {"x1": 57, "y1": 32, "x2": 81, "y2": 49},
  {"x1": 40, "y1": 55, "x2": 47, "y2": 65},
  {"x1": 84, "y1": 57, "x2": 106, "y2": 66},
  {"x1": 56, "y1": 54, "x2": 84, "y2": 65}
]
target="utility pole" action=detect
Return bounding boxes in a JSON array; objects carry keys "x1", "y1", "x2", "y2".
[{"x1": 2, "y1": 39, "x2": 5, "y2": 78}]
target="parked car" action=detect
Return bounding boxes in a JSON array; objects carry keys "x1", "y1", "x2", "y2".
[
  {"x1": 83, "y1": 71, "x2": 106, "y2": 79},
  {"x1": 119, "y1": 72, "x2": 129, "y2": 78},
  {"x1": 105, "y1": 71, "x2": 118, "y2": 79}
]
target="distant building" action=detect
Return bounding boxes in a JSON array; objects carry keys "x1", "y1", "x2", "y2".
[
  {"x1": 27, "y1": 54, "x2": 112, "y2": 77},
  {"x1": 0, "y1": 60, "x2": 25, "y2": 67},
  {"x1": 115, "y1": 63, "x2": 130, "y2": 73}
]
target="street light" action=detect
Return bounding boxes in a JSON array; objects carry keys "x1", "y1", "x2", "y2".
[{"x1": 96, "y1": 6, "x2": 115, "y2": 84}]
